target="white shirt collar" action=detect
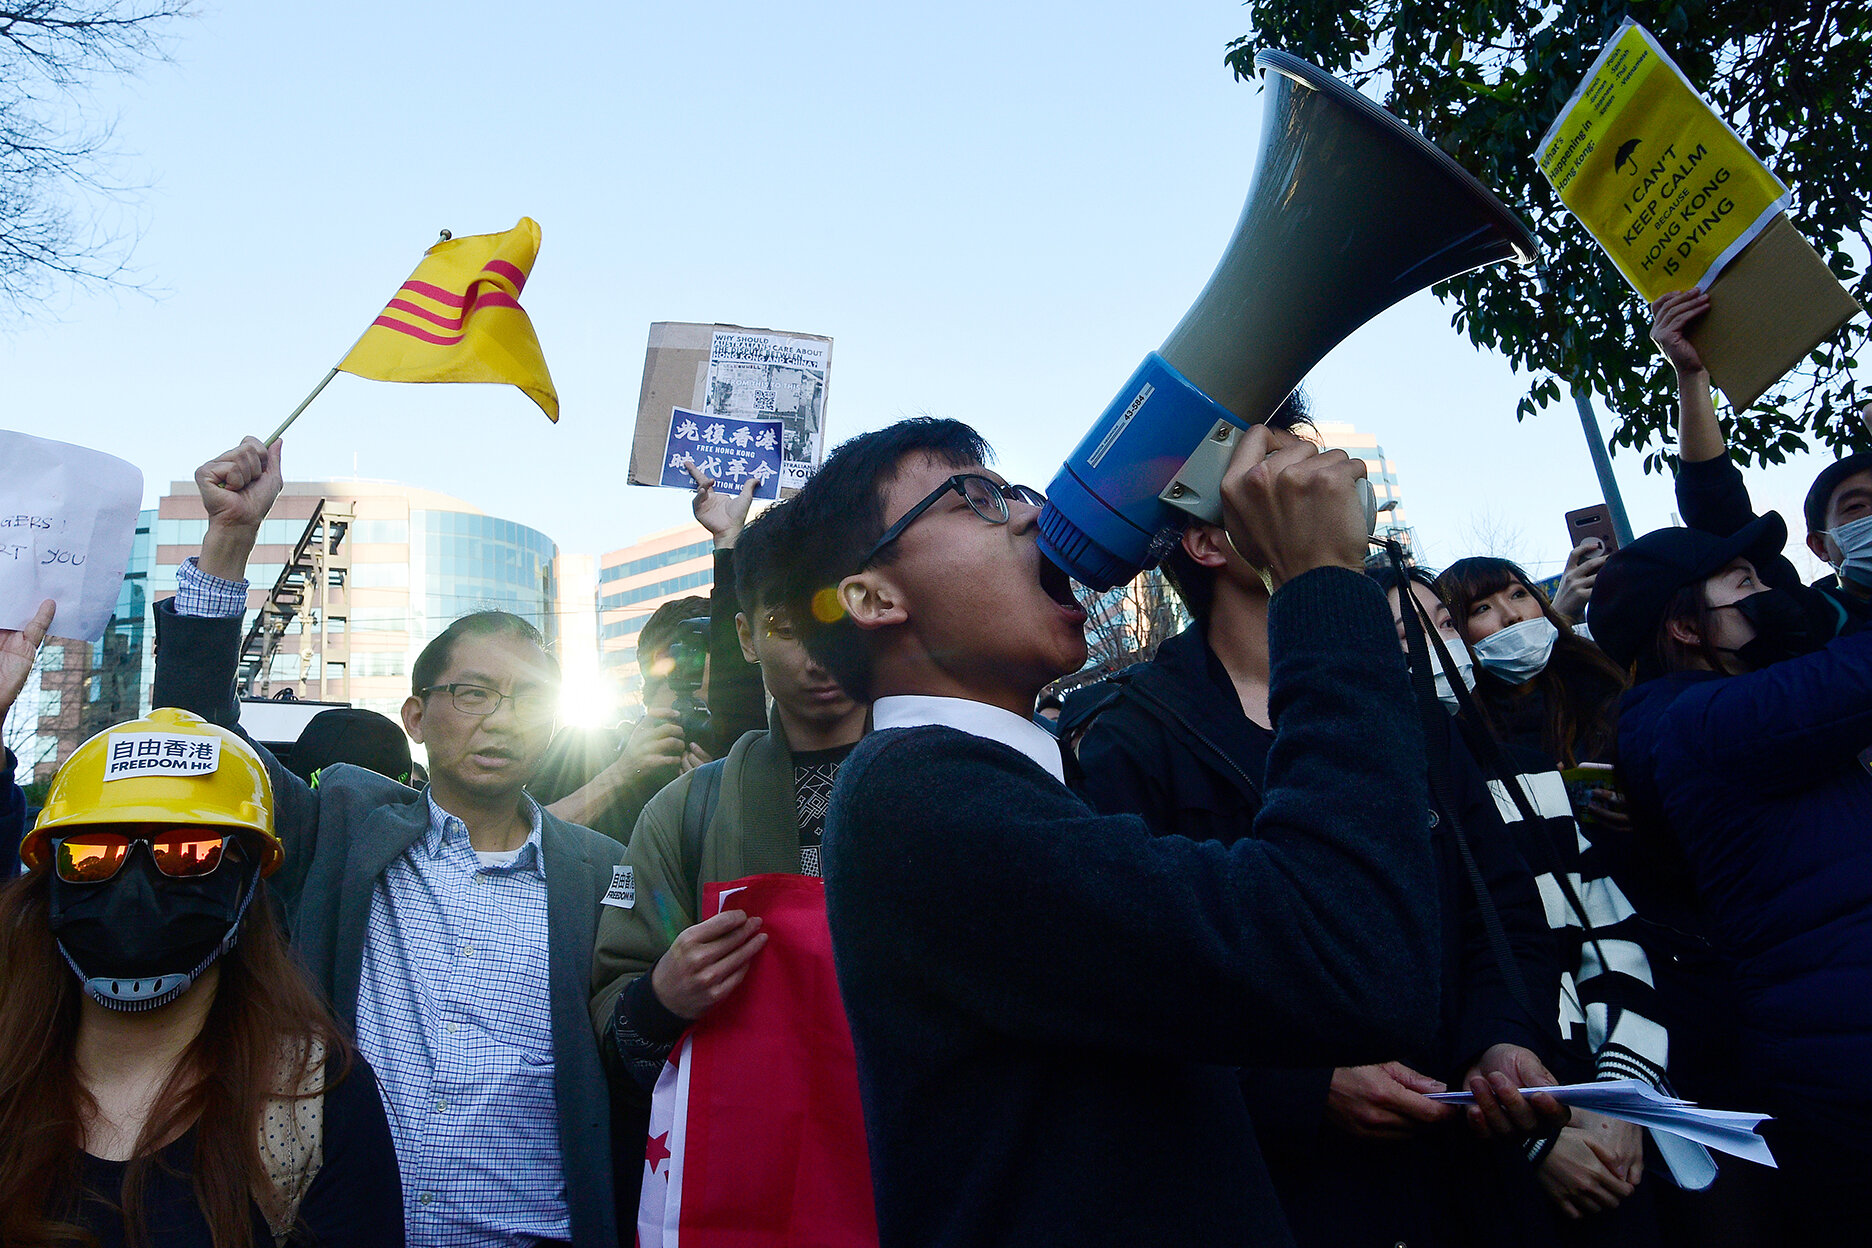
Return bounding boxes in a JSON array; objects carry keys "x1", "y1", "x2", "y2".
[{"x1": 872, "y1": 694, "x2": 1065, "y2": 784}]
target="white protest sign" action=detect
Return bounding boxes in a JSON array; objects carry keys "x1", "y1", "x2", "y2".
[{"x1": 0, "y1": 430, "x2": 143, "y2": 643}]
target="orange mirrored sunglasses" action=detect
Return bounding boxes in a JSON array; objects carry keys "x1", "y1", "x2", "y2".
[{"x1": 53, "y1": 829, "x2": 235, "y2": 883}]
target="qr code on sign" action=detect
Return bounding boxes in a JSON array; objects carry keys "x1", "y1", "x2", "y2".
[{"x1": 753, "y1": 390, "x2": 777, "y2": 412}]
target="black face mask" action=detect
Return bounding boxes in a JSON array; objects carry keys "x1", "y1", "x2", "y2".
[
  {"x1": 1714, "y1": 588, "x2": 1819, "y2": 671},
  {"x1": 48, "y1": 840, "x2": 259, "y2": 1012}
]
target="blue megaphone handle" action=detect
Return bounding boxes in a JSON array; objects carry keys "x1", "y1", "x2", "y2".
[{"x1": 1038, "y1": 352, "x2": 1244, "y2": 592}]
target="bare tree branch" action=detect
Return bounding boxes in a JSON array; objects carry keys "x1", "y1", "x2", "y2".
[
  {"x1": 1082, "y1": 567, "x2": 1188, "y2": 673},
  {"x1": 0, "y1": 2, "x2": 188, "y2": 315}
]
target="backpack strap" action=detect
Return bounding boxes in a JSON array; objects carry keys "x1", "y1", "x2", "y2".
[
  {"x1": 681, "y1": 759, "x2": 727, "y2": 905},
  {"x1": 1391, "y1": 543, "x2": 1545, "y2": 1033},
  {"x1": 258, "y1": 1037, "x2": 327, "y2": 1246}
]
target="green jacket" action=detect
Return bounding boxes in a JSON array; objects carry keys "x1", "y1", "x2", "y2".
[{"x1": 589, "y1": 703, "x2": 804, "y2": 1036}]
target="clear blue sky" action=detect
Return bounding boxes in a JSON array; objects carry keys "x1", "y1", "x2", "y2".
[{"x1": 1, "y1": 0, "x2": 1844, "y2": 581}]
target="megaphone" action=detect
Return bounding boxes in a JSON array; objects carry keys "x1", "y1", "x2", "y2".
[{"x1": 1038, "y1": 49, "x2": 1539, "y2": 591}]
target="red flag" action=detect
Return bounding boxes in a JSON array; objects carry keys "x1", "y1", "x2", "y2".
[{"x1": 639, "y1": 875, "x2": 878, "y2": 1247}]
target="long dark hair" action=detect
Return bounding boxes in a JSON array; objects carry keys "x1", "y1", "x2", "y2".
[
  {"x1": 1641, "y1": 580, "x2": 1730, "y2": 683},
  {"x1": 0, "y1": 859, "x2": 352, "y2": 1248},
  {"x1": 1435, "y1": 556, "x2": 1629, "y2": 768}
]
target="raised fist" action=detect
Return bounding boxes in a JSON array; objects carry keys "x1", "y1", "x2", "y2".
[{"x1": 195, "y1": 437, "x2": 284, "y2": 534}]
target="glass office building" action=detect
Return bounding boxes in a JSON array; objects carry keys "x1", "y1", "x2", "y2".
[
  {"x1": 147, "y1": 480, "x2": 559, "y2": 721},
  {"x1": 597, "y1": 522, "x2": 716, "y2": 710}
]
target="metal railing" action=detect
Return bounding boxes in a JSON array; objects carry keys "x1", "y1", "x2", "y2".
[{"x1": 236, "y1": 499, "x2": 354, "y2": 700}]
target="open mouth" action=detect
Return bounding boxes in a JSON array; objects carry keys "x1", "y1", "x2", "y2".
[{"x1": 1038, "y1": 554, "x2": 1086, "y2": 618}]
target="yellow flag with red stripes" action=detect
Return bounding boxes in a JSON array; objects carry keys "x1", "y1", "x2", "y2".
[{"x1": 338, "y1": 217, "x2": 559, "y2": 421}]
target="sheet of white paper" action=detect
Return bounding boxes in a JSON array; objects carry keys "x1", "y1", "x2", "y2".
[
  {"x1": 0, "y1": 430, "x2": 143, "y2": 643},
  {"x1": 1428, "y1": 1079, "x2": 1777, "y2": 1168},
  {"x1": 1651, "y1": 1130, "x2": 1719, "y2": 1190}
]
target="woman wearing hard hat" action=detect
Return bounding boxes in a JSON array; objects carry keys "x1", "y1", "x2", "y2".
[{"x1": 0, "y1": 604, "x2": 401, "y2": 1248}]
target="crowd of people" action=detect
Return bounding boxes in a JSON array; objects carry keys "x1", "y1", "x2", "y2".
[{"x1": 0, "y1": 291, "x2": 1868, "y2": 1248}]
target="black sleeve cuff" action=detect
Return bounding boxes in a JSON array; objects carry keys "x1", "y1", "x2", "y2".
[
  {"x1": 621, "y1": 969, "x2": 690, "y2": 1042},
  {"x1": 1527, "y1": 1130, "x2": 1557, "y2": 1175},
  {"x1": 1525, "y1": 1128, "x2": 1562, "y2": 1168},
  {"x1": 613, "y1": 973, "x2": 691, "y2": 1091},
  {"x1": 1676, "y1": 451, "x2": 1743, "y2": 488}
]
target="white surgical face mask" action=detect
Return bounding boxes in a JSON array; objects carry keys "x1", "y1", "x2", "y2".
[
  {"x1": 1472, "y1": 616, "x2": 1558, "y2": 684},
  {"x1": 1433, "y1": 647, "x2": 1477, "y2": 712},
  {"x1": 1827, "y1": 514, "x2": 1872, "y2": 589}
]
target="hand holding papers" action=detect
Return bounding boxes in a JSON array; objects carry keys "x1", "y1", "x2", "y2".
[{"x1": 1431, "y1": 1078, "x2": 1774, "y2": 1186}]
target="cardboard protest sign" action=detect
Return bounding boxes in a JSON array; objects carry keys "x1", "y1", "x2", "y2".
[
  {"x1": 0, "y1": 431, "x2": 143, "y2": 643},
  {"x1": 1537, "y1": 18, "x2": 1788, "y2": 299},
  {"x1": 1537, "y1": 18, "x2": 1863, "y2": 411},
  {"x1": 629, "y1": 323, "x2": 831, "y2": 497},
  {"x1": 1680, "y1": 214, "x2": 1863, "y2": 412}
]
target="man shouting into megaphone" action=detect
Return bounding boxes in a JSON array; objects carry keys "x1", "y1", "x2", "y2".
[{"x1": 773, "y1": 414, "x2": 1444, "y2": 1248}]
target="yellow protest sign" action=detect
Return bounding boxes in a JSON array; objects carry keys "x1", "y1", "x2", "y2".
[{"x1": 1536, "y1": 18, "x2": 1788, "y2": 302}]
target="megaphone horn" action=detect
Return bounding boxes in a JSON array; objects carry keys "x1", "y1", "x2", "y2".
[{"x1": 1040, "y1": 49, "x2": 1539, "y2": 591}]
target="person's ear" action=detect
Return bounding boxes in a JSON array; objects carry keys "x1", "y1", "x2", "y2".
[
  {"x1": 1664, "y1": 617, "x2": 1702, "y2": 648},
  {"x1": 1180, "y1": 523, "x2": 1231, "y2": 570},
  {"x1": 1808, "y1": 530, "x2": 1838, "y2": 565},
  {"x1": 838, "y1": 571, "x2": 909, "y2": 633},
  {"x1": 401, "y1": 694, "x2": 427, "y2": 744},
  {"x1": 735, "y1": 612, "x2": 759, "y2": 665}
]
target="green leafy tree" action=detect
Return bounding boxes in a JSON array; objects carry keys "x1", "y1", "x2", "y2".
[{"x1": 1227, "y1": 2, "x2": 1871, "y2": 471}]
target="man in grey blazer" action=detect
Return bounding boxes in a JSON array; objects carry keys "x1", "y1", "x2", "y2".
[{"x1": 152, "y1": 435, "x2": 625, "y2": 1248}]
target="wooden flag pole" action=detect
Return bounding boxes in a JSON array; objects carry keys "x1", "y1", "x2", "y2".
[
  {"x1": 265, "y1": 367, "x2": 340, "y2": 445},
  {"x1": 263, "y1": 229, "x2": 454, "y2": 446}
]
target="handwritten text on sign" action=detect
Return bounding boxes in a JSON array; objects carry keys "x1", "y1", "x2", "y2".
[{"x1": 0, "y1": 431, "x2": 143, "y2": 643}]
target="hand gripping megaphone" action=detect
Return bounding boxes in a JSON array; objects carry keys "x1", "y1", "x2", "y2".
[{"x1": 1038, "y1": 50, "x2": 1539, "y2": 591}]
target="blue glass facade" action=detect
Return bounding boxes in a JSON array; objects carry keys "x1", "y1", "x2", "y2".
[
  {"x1": 599, "y1": 567, "x2": 713, "y2": 623},
  {"x1": 601, "y1": 538, "x2": 713, "y2": 591},
  {"x1": 414, "y1": 509, "x2": 558, "y2": 645}
]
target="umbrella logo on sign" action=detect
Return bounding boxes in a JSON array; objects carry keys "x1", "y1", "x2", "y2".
[{"x1": 1614, "y1": 138, "x2": 1643, "y2": 173}]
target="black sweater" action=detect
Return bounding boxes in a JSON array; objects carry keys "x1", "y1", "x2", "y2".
[
  {"x1": 1078, "y1": 622, "x2": 1558, "y2": 1248},
  {"x1": 821, "y1": 568, "x2": 1439, "y2": 1248},
  {"x1": 1079, "y1": 621, "x2": 1558, "y2": 1077}
]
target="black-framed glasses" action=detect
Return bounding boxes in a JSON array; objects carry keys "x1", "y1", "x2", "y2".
[
  {"x1": 421, "y1": 683, "x2": 557, "y2": 721},
  {"x1": 860, "y1": 474, "x2": 1045, "y2": 569}
]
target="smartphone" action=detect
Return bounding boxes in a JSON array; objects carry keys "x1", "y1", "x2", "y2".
[
  {"x1": 1564, "y1": 505, "x2": 1620, "y2": 555},
  {"x1": 1559, "y1": 762, "x2": 1620, "y2": 825}
]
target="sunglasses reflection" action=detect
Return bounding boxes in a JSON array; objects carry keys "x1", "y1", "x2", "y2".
[{"x1": 54, "y1": 830, "x2": 232, "y2": 883}]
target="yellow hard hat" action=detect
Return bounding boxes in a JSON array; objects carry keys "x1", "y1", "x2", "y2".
[{"x1": 21, "y1": 707, "x2": 281, "y2": 877}]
